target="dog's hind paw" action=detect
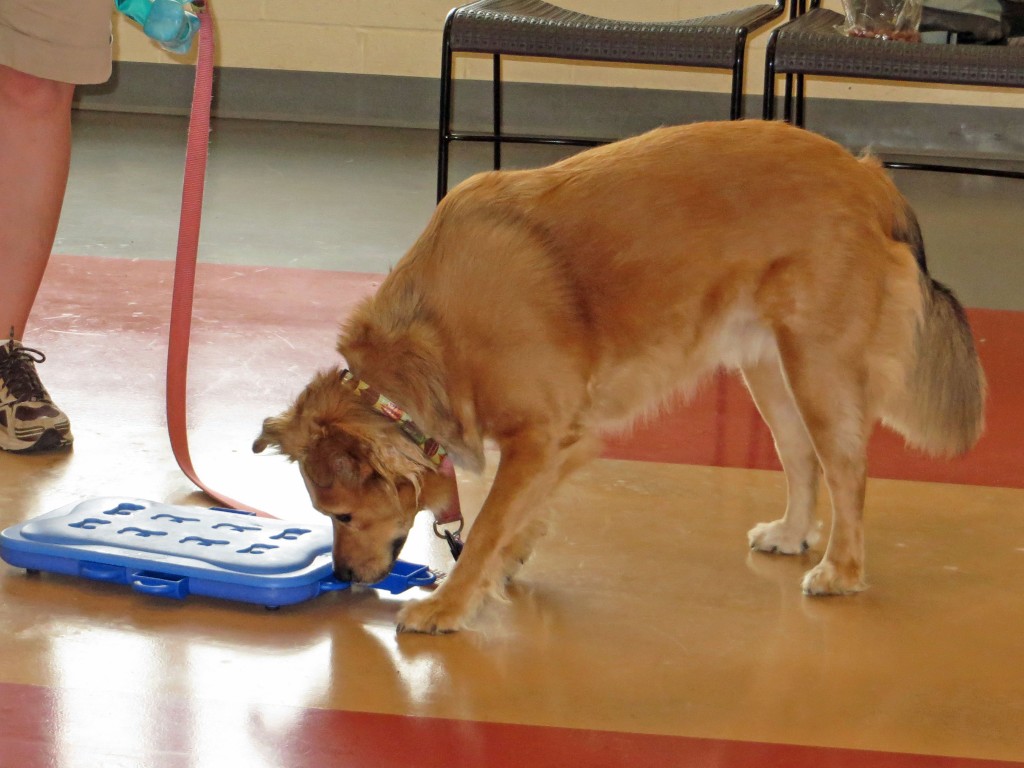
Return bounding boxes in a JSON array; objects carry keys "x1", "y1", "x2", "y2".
[
  {"x1": 748, "y1": 519, "x2": 820, "y2": 555},
  {"x1": 397, "y1": 595, "x2": 470, "y2": 635},
  {"x1": 801, "y1": 559, "x2": 867, "y2": 596}
]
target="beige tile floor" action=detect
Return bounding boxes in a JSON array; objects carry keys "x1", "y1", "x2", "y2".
[{"x1": 1, "y1": 111, "x2": 1022, "y2": 767}]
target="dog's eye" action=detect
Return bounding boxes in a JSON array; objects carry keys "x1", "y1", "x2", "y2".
[{"x1": 335, "y1": 514, "x2": 353, "y2": 525}]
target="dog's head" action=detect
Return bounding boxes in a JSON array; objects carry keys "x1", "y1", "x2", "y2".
[{"x1": 253, "y1": 370, "x2": 447, "y2": 584}]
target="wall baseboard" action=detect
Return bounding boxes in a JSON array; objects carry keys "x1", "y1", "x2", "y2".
[{"x1": 75, "y1": 62, "x2": 1024, "y2": 163}]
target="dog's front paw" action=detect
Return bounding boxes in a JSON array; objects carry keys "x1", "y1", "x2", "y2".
[
  {"x1": 748, "y1": 519, "x2": 820, "y2": 555},
  {"x1": 397, "y1": 593, "x2": 470, "y2": 635},
  {"x1": 801, "y1": 559, "x2": 867, "y2": 596}
]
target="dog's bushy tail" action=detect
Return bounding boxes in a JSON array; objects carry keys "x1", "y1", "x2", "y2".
[{"x1": 887, "y1": 199, "x2": 986, "y2": 457}]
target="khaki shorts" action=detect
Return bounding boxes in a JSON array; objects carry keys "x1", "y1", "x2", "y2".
[{"x1": 0, "y1": 0, "x2": 112, "y2": 84}]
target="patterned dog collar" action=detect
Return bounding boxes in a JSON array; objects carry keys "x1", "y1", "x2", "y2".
[{"x1": 340, "y1": 369, "x2": 448, "y2": 467}]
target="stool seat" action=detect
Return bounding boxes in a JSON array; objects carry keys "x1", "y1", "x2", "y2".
[
  {"x1": 763, "y1": 5, "x2": 1024, "y2": 180},
  {"x1": 448, "y1": 0, "x2": 782, "y2": 70},
  {"x1": 438, "y1": 0, "x2": 787, "y2": 200},
  {"x1": 771, "y1": 7, "x2": 1024, "y2": 87}
]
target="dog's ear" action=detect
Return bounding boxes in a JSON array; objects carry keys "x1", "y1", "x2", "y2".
[
  {"x1": 253, "y1": 414, "x2": 289, "y2": 454},
  {"x1": 363, "y1": 434, "x2": 434, "y2": 488},
  {"x1": 305, "y1": 434, "x2": 375, "y2": 489}
]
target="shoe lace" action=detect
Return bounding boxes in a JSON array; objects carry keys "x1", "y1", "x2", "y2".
[{"x1": 0, "y1": 337, "x2": 49, "y2": 403}]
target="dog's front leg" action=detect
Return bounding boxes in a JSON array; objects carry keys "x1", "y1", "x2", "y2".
[{"x1": 397, "y1": 436, "x2": 564, "y2": 635}]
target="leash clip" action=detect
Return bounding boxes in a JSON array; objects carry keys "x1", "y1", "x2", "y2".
[{"x1": 433, "y1": 520, "x2": 464, "y2": 561}]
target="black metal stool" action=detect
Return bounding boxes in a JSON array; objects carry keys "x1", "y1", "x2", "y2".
[
  {"x1": 437, "y1": 0, "x2": 786, "y2": 200},
  {"x1": 763, "y1": 2, "x2": 1024, "y2": 179}
]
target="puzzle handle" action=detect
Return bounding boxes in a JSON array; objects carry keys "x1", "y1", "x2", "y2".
[
  {"x1": 130, "y1": 571, "x2": 191, "y2": 599},
  {"x1": 405, "y1": 571, "x2": 437, "y2": 588},
  {"x1": 79, "y1": 561, "x2": 125, "y2": 582}
]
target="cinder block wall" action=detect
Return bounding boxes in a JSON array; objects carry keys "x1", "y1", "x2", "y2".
[{"x1": 112, "y1": 0, "x2": 1024, "y2": 109}]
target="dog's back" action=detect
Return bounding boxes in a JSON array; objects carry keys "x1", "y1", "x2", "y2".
[{"x1": 376, "y1": 121, "x2": 972, "y2": 437}]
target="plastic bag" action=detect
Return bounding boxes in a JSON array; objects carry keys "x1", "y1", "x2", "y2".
[
  {"x1": 114, "y1": 0, "x2": 200, "y2": 54},
  {"x1": 840, "y1": 0, "x2": 924, "y2": 40}
]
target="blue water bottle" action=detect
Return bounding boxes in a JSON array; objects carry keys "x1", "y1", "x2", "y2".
[{"x1": 114, "y1": 0, "x2": 200, "y2": 54}]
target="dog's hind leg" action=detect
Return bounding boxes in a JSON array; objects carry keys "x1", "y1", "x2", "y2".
[
  {"x1": 500, "y1": 516, "x2": 550, "y2": 584},
  {"x1": 498, "y1": 428, "x2": 597, "y2": 585},
  {"x1": 742, "y1": 358, "x2": 822, "y2": 555},
  {"x1": 774, "y1": 342, "x2": 871, "y2": 595}
]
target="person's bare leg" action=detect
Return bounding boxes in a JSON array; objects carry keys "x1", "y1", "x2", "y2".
[
  {"x1": 0, "y1": 64, "x2": 75, "y2": 340},
  {"x1": 0, "y1": 64, "x2": 75, "y2": 451}
]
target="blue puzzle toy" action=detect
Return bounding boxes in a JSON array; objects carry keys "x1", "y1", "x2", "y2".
[{"x1": 0, "y1": 497, "x2": 435, "y2": 608}]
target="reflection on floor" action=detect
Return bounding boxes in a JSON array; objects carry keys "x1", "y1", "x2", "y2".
[{"x1": 1, "y1": 113, "x2": 1022, "y2": 767}]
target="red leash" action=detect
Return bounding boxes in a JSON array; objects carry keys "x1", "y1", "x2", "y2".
[
  {"x1": 165, "y1": 1, "x2": 261, "y2": 514},
  {"x1": 163, "y1": 5, "x2": 464, "y2": 550}
]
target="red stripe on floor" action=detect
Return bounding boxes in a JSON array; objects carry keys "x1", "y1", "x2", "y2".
[
  {"x1": 2, "y1": 681, "x2": 1020, "y2": 768},
  {"x1": 37, "y1": 256, "x2": 1024, "y2": 489},
  {"x1": 603, "y1": 308, "x2": 1024, "y2": 488}
]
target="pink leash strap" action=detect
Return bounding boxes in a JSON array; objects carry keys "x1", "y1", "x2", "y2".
[
  {"x1": 164, "y1": 3, "x2": 464, "y2": 540},
  {"x1": 165, "y1": 2, "x2": 261, "y2": 515}
]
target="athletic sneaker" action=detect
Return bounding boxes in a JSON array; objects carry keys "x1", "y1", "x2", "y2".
[{"x1": 0, "y1": 336, "x2": 73, "y2": 453}]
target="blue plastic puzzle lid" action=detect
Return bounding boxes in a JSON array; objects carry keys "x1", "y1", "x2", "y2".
[
  {"x1": 13, "y1": 497, "x2": 330, "y2": 576},
  {"x1": 1, "y1": 498, "x2": 437, "y2": 605}
]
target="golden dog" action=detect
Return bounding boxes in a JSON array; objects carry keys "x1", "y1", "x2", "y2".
[{"x1": 254, "y1": 120, "x2": 985, "y2": 634}]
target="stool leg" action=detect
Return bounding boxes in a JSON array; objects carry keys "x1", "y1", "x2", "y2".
[
  {"x1": 729, "y1": 37, "x2": 747, "y2": 119},
  {"x1": 436, "y1": 27, "x2": 454, "y2": 202},
  {"x1": 783, "y1": 74, "x2": 794, "y2": 123},
  {"x1": 763, "y1": 63, "x2": 776, "y2": 120},
  {"x1": 795, "y1": 74, "x2": 805, "y2": 127},
  {"x1": 763, "y1": 31, "x2": 779, "y2": 120},
  {"x1": 492, "y1": 54, "x2": 502, "y2": 170}
]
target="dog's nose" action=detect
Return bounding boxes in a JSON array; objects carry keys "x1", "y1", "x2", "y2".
[{"x1": 333, "y1": 565, "x2": 356, "y2": 583}]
